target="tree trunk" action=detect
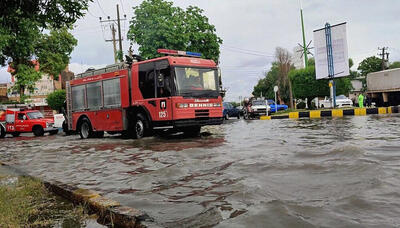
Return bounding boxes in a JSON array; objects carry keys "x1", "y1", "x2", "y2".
[
  {"x1": 19, "y1": 86, "x2": 25, "y2": 103},
  {"x1": 288, "y1": 79, "x2": 294, "y2": 109}
]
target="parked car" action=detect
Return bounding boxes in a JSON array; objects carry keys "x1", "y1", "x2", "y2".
[
  {"x1": 267, "y1": 100, "x2": 288, "y2": 112},
  {"x1": 319, "y1": 95, "x2": 353, "y2": 108},
  {"x1": 223, "y1": 102, "x2": 240, "y2": 119}
]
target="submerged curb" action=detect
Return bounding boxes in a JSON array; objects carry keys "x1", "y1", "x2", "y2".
[
  {"x1": 0, "y1": 162, "x2": 159, "y2": 228},
  {"x1": 260, "y1": 106, "x2": 400, "y2": 120}
]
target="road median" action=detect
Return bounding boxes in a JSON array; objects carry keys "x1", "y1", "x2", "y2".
[{"x1": 260, "y1": 106, "x2": 400, "y2": 120}]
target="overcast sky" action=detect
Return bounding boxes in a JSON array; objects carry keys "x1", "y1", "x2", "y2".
[{"x1": 1, "y1": 0, "x2": 399, "y2": 102}]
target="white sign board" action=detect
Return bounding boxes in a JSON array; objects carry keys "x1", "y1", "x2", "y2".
[{"x1": 313, "y1": 23, "x2": 349, "y2": 80}]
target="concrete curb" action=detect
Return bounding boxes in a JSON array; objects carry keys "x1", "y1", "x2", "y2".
[
  {"x1": 0, "y1": 161, "x2": 159, "y2": 228},
  {"x1": 261, "y1": 106, "x2": 400, "y2": 120}
]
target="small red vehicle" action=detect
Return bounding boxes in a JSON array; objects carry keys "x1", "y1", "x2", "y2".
[{"x1": 0, "y1": 109, "x2": 59, "y2": 137}]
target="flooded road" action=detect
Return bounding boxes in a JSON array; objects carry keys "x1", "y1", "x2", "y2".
[{"x1": 1, "y1": 115, "x2": 400, "y2": 227}]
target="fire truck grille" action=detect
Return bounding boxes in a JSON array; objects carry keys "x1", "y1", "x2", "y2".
[{"x1": 195, "y1": 109, "x2": 209, "y2": 118}]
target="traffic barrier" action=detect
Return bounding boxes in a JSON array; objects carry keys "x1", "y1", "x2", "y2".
[
  {"x1": 260, "y1": 106, "x2": 400, "y2": 120},
  {"x1": 289, "y1": 112, "x2": 299, "y2": 119},
  {"x1": 354, "y1": 108, "x2": 367, "y2": 116},
  {"x1": 309, "y1": 110, "x2": 321, "y2": 119},
  {"x1": 331, "y1": 109, "x2": 343, "y2": 117}
]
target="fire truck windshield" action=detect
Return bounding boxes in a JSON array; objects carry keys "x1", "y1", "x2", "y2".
[
  {"x1": 27, "y1": 111, "x2": 44, "y2": 119},
  {"x1": 174, "y1": 67, "x2": 219, "y2": 98}
]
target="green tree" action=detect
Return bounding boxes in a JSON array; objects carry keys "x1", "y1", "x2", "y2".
[
  {"x1": 389, "y1": 61, "x2": 400, "y2": 69},
  {"x1": 357, "y1": 56, "x2": 382, "y2": 76},
  {"x1": 35, "y1": 28, "x2": 77, "y2": 79},
  {"x1": 252, "y1": 62, "x2": 279, "y2": 99},
  {"x1": 290, "y1": 62, "x2": 353, "y2": 108},
  {"x1": 127, "y1": 0, "x2": 222, "y2": 62},
  {"x1": 46, "y1": 90, "x2": 66, "y2": 112},
  {"x1": 290, "y1": 66, "x2": 328, "y2": 107},
  {"x1": 0, "y1": 0, "x2": 90, "y2": 99}
]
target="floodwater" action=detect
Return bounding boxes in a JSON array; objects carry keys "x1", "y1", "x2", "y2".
[{"x1": 1, "y1": 115, "x2": 400, "y2": 227}]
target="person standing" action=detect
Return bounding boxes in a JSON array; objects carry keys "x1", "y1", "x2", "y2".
[{"x1": 358, "y1": 93, "x2": 364, "y2": 108}]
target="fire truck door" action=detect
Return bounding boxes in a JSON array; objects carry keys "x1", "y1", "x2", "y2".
[{"x1": 15, "y1": 113, "x2": 27, "y2": 131}]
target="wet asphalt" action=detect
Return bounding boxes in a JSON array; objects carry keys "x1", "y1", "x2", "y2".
[{"x1": 1, "y1": 115, "x2": 400, "y2": 227}]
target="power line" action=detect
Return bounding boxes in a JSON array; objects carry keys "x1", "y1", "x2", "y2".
[
  {"x1": 222, "y1": 47, "x2": 275, "y2": 58},
  {"x1": 86, "y1": 9, "x2": 98, "y2": 19},
  {"x1": 119, "y1": 0, "x2": 126, "y2": 15},
  {"x1": 96, "y1": 0, "x2": 108, "y2": 16},
  {"x1": 221, "y1": 44, "x2": 275, "y2": 56}
]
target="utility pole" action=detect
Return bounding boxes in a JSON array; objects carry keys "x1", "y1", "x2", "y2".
[
  {"x1": 111, "y1": 24, "x2": 117, "y2": 63},
  {"x1": 117, "y1": 4, "x2": 123, "y2": 59},
  {"x1": 378, "y1": 47, "x2": 389, "y2": 70},
  {"x1": 99, "y1": 6, "x2": 127, "y2": 63}
]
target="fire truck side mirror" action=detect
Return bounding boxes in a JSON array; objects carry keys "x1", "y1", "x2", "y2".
[{"x1": 157, "y1": 73, "x2": 165, "y2": 88}]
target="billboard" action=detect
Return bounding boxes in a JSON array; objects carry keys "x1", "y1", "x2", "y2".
[{"x1": 313, "y1": 22, "x2": 349, "y2": 80}]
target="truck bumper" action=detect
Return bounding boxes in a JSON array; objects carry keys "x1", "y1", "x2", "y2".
[
  {"x1": 174, "y1": 117, "x2": 223, "y2": 128},
  {"x1": 44, "y1": 127, "x2": 59, "y2": 132},
  {"x1": 153, "y1": 117, "x2": 223, "y2": 129}
]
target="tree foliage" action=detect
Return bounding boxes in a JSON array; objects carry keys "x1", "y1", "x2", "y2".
[
  {"x1": 46, "y1": 90, "x2": 66, "y2": 112},
  {"x1": 35, "y1": 28, "x2": 77, "y2": 79},
  {"x1": 252, "y1": 62, "x2": 279, "y2": 99},
  {"x1": 357, "y1": 56, "x2": 382, "y2": 76},
  {"x1": 0, "y1": 0, "x2": 90, "y2": 97},
  {"x1": 290, "y1": 59, "x2": 353, "y2": 107},
  {"x1": 127, "y1": 0, "x2": 222, "y2": 62},
  {"x1": 389, "y1": 61, "x2": 400, "y2": 69}
]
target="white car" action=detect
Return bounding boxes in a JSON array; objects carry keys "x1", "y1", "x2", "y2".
[
  {"x1": 319, "y1": 95, "x2": 353, "y2": 108},
  {"x1": 250, "y1": 100, "x2": 271, "y2": 115}
]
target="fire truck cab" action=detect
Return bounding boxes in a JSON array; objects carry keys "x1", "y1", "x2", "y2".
[
  {"x1": 0, "y1": 109, "x2": 58, "y2": 137},
  {"x1": 66, "y1": 49, "x2": 223, "y2": 139}
]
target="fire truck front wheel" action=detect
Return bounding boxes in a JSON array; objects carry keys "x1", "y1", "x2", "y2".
[
  {"x1": 33, "y1": 126, "x2": 44, "y2": 137},
  {"x1": 0, "y1": 126, "x2": 6, "y2": 138},
  {"x1": 79, "y1": 118, "x2": 93, "y2": 139},
  {"x1": 134, "y1": 113, "x2": 150, "y2": 139}
]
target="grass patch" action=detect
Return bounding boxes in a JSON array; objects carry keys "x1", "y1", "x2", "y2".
[{"x1": 0, "y1": 176, "x2": 90, "y2": 227}]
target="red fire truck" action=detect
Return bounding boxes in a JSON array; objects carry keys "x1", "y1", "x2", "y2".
[
  {"x1": 0, "y1": 108, "x2": 58, "y2": 137},
  {"x1": 65, "y1": 49, "x2": 223, "y2": 139}
]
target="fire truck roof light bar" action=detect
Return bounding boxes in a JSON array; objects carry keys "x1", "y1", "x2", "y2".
[{"x1": 157, "y1": 49, "x2": 202, "y2": 58}]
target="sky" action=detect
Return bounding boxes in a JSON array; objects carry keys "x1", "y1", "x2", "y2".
[{"x1": 1, "y1": 0, "x2": 400, "y2": 102}]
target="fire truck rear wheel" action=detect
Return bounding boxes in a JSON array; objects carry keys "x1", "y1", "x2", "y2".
[
  {"x1": 79, "y1": 119, "x2": 93, "y2": 139},
  {"x1": 33, "y1": 126, "x2": 44, "y2": 137},
  {"x1": 134, "y1": 113, "x2": 149, "y2": 139}
]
